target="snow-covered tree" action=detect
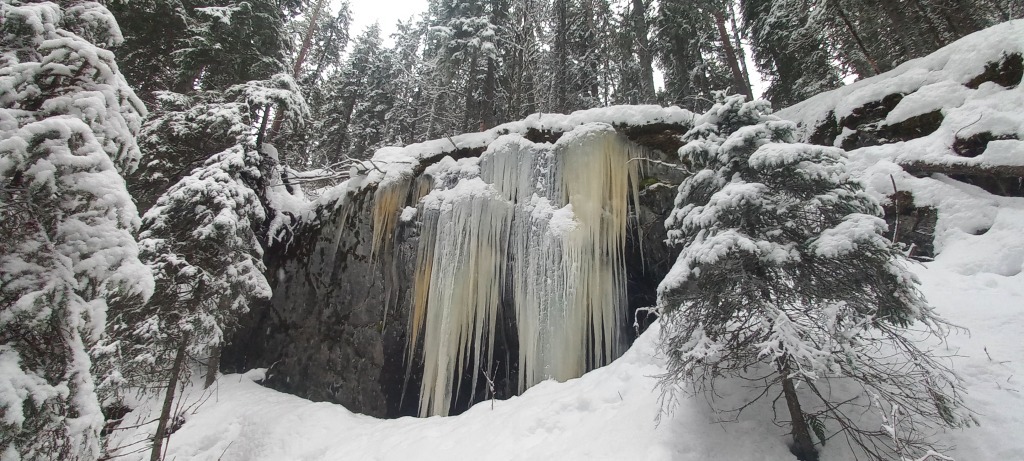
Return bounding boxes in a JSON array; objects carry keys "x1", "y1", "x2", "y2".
[
  {"x1": 739, "y1": 0, "x2": 842, "y2": 107},
  {"x1": 0, "y1": 2, "x2": 153, "y2": 459},
  {"x1": 657, "y1": 95, "x2": 972, "y2": 461},
  {"x1": 102, "y1": 73, "x2": 304, "y2": 460}
]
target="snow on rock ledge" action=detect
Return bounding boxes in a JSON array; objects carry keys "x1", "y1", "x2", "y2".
[{"x1": 778, "y1": 19, "x2": 1024, "y2": 277}]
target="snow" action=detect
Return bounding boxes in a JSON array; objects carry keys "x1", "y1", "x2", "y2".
[
  {"x1": 105, "y1": 260, "x2": 1024, "y2": 461},
  {"x1": 293, "y1": 105, "x2": 695, "y2": 221},
  {"x1": 884, "y1": 81, "x2": 970, "y2": 126},
  {"x1": 809, "y1": 214, "x2": 890, "y2": 258},
  {"x1": 771, "y1": 20, "x2": 1024, "y2": 277},
  {"x1": 99, "y1": 20, "x2": 1024, "y2": 461},
  {"x1": 780, "y1": 20, "x2": 1024, "y2": 128}
]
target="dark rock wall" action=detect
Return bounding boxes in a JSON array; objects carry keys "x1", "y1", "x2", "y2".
[
  {"x1": 223, "y1": 133, "x2": 686, "y2": 418},
  {"x1": 222, "y1": 103, "x2": 959, "y2": 418},
  {"x1": 223, "y1": 188, "x2": 417, "y2": 418}
]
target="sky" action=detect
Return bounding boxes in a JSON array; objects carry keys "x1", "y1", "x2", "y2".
[{"x1": 342, "y1": 0, "x2": 426, "y2": 42}]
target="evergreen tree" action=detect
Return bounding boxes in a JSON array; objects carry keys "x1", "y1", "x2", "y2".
[
  {"x1": 115, "y1": 0, "x2": 293, "y2": 210},
  {"x1": 100, "y1": 74, "x2": 305, "y2": 460},
  {"x1": 384, "y1": 17, "x2": 429, "y2": 147},
  {"x1": 498, "y1": 0, "x2": 544, "y2": 120},
  {"x1": 427, "y1": 0, "x2": 501, "y2": 132},
  {"x1": 278, "y1": 3, "x2": 352, "y2": 168},
  {"x1": 658, "y1": 95, "x2": 972, "y2": 461},
  {"x1": 614, "y1": 0, "x2": 657, "y2": 105},
  {"x1": 346, "y1": 24, "x2": 398, "y2": 159},
  {"x1": 655, "y1": 0, "x2": 740, "y2": 111},
  {"x1": 0, "y1": 2, "x2": 153, "y2": 459},
  {"x1": 310, "y1": 23, "x2": 396, "y2": 163},
  {"x1": 545, "y1": 0, "x2": 617, "y2": 112},
  {"x1": 740, "y1": 0, "x2": 842, "y2": 107},
  {"x1": 105, "y1": 0, "x2": 191, "y2": 101}
]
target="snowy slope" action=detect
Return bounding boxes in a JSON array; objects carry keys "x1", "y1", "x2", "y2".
[
  {"x1": 106, "y1": 263, "x2": 1024, "y2": 461},
  {"x1": 108, "y1": 21, "x2": 1024, "y2": 461}
]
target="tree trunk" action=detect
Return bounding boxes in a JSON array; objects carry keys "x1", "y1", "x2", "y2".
[
  {"x1": 204, "y1": 344, "x2": 220, "y2": 389},
  {"x1": 728, "y1": 2, "x2": 753, "y2": 94},
  {"x1": 630, "y1": 0, "x2": 656, "y2": 103},
  {"x1": 554, "y1": 0, "x2": 568, "y2": 113},
  {"x1": 463, "y1": 54, "x2": 480, "y2": 133},
  {"x1": 150, "y1": 338, "x2": 187, "y2": 461},
  {"x1": 713, "y1": 10, "x2": 753, "y2": 101},
  {"x1": 832, "y1": 0, "x2": 882, "y2": 75},
  {"x1": 780, "y1": 361, "x2": 818, "y2": 461},
  {"x1": 269, "y1": 0, "x2": 327, "y2": 136}
]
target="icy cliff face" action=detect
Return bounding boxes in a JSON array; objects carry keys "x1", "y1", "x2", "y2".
[
  {"x1": 225, "y1": 110, "x2": 692, "y2": 418},
  {"x1": 224, "y1": 19, "x2": 1024, "y2": 419}
]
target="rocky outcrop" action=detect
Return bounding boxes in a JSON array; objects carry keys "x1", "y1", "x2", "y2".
[
  {"x1": 224, "y1": 21, "x2": 1024, "y2": 418},
  {"x1": 224, "y1": 117, "x2": 693, "y2": 418},
  {"x1": 223, "y1": 187, "x2": 417, "y2": 417}
]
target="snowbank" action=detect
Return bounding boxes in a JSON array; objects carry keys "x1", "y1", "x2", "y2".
[
  {"x1": 779, "y1": 19, "x2": 1024, "y2": 277},
  {"x1": 106, "y1": 263, "x2": 1024, "y2": 461}
]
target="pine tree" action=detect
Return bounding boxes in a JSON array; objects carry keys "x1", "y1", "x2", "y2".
[
  {"x1": 308, "y1": 23, "x2": 395, "y2": 164},
  {"x1": 741, "y1": 0, "x2": 842, "y2": 107},
  {"x1": 428, "y1": 0, "x2": 501, "y2": 132},
  {"x1": 105, "y1": 0, "x2": 191, "y2": 101},
  {"x1": 545, "y1": 0, "x2": 617, "y2": 112},
  {"x1": 100, "y1": 74, "x2": 304, "y2": 460},
  {"x1": 658, "y1": 95, "x2": 972, "y2": 461},
  {"x1": 655, "y1": 0, "x2": 740, "y2": 111},
  {"x1": 0, "y1": 2, "x2": 153, "y2": 459},
  {"x1": 499, "y1": 0, "x2": 544, "y2": 120},
  {"x1": 276, "y1": 3, "x2": 352, "y2": 168},
  {"x1": 614, "y1": 0, "x2": 656, "y2": 105},
  {"x1": 116, "y1": 0, "x2": 293, "y2": 210},
  {"x1": 346, "y1": 24, "x2": 398, "y2": 159},
  {"x1": 383, "y1": 17, "x2": 429, "y2": 147}
]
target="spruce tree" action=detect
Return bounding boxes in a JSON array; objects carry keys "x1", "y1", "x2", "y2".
[
  {"x1": 0, "y1": 2, "x2": 153, "y2": 459},
  {"x1": 383, "y1": 17, "x2": 429, "y2": 147},
  {"x1": 740, "y1": 0, "x2": 842, "y2": 107},
  {"x1": 654, "y1": 0, "x2": 736, "y2": 111},
  {"x1": 345, "y1": 24, "x2": 398, "y2": 159},
  {"x1": 658, "y1": 95, "x2": 972, "y2": 461}
]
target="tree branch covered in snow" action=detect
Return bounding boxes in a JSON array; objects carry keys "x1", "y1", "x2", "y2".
[
  {"x1": 657, "y1": 94, "x2": 972, "y2": 461},
  {"x1": 0, "y1": 2, "x2": 151, "y2": 459}
]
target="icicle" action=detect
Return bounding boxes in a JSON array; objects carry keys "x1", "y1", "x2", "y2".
[
  {"x1": 481, "y1": 125, "x2": 646, "y2": 393},
  {"x1": 405, "y1": 166, "x2": 512, "y2": 417},
  {"x1": 554, "y1": 125, "x2": 646, "y2": 375},
  {"x1": 402, "y1": 126, "x2": 645, "y2": 416},
  {"x1": 320, "y1": 199, "x2": 357, "y2": 288},
  {"x1": 370, "y1": 166, "x2": 417, "y2": 262}
]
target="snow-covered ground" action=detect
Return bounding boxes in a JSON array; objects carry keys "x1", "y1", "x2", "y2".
[
  {"x1": 107, "y1": 21, "x2": 1024, "y2": 461},
  {"x1": 107, "y1": 258, "x2": 1024, "y2": 461}
]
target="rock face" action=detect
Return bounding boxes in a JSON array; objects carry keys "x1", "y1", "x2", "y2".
[
  {"x1": 225, "y1": 35, "x2": 1024, "y2": 414},
  {"x1": 223, "y1": 101, "x2": 965, "y2": 418},
  {"x1": 223, "y1": 122, "x2": 692, "y2": 418},
  {"x1": 223, "y1": 188, "x2": 419, "y2": 417}
]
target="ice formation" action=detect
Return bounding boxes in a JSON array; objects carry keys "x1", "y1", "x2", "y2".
[{"x1": 374, "y1": 123, "x2": 646, "y2": 416}]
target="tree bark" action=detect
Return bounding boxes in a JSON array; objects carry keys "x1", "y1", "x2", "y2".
[
  {"x1": 630, "y1": 0, "x2": 657, "y2": 103},
  {"x1": 712, "y1": 10, "x2": 753, "y2": 100},
  {"x1": 900, "y1": 160, "x2": 1024, "y2": 179},
  {"x1": 150, "y1": 338, "x2": 188, "y2": 461},
  {"x1": 463, "y1": 54, "x2": 480, "y2": 133},
  {"x1": 780, "y1": 361, "x2": 818, "y2": 461},
  {"x1": 554, "y1": 0, "x2": 569, "y2": 112},
  {"x1": 728, "y1": 2, "x2": 753, "y2": 93},
  {"x1": 832, "y1": 0, "x2": 882, "y2": 75},
  {"x1": 269, "y1": 0, "x2": 326, "y2": 136},
  {"x1": 204, "y1": 344, "x2": 220, "y2": 389}
]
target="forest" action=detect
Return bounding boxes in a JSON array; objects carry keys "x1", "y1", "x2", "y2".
[{"x1": 2, "y1": 0, "x2": 1024, "y2": 460}]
